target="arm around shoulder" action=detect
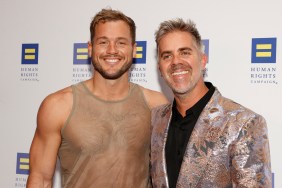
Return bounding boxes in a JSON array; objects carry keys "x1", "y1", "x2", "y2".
[
  {"x1": 141, "y1": 87, "x2": 169, "y2": 109},
  {"x1": 27, "y1": 88, "x2": 73, "y2": 188}
]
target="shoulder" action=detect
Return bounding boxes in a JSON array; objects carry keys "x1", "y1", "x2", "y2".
[
  {"x1": 213, "y1": 89, "x2": 266, "y2": 125},
  {"x1": 138, "y1": 85, "x2": 169, "y2": 109},
  {"x1": 152, "y1": 103, "x2": 172, "y2": 117},
  {"x1": 41, "y1": 86, "x2": 73, "y2": 110},
  {"x1": 37, "y1": 86, "x2": 73, "y2": 130}
]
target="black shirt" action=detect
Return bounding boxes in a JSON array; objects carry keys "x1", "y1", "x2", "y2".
[{"x1": 165, "y1": 82, "x2": 215, "y2": 188}]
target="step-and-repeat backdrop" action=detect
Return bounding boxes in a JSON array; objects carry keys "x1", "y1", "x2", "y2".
[{"x1": 1, "y1": 0, "x2": 281, "y2": 187}]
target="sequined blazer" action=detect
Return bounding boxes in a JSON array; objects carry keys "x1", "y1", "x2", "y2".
[{"x1": 151, "y1": 88, "x2": 271, "y2": 188}]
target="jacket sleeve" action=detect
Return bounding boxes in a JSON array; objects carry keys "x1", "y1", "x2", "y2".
[{"x1": 230, "y1": 114, "x2": 272, "y2": 188}]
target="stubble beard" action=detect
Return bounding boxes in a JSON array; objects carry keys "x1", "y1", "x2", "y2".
[
  {"x1": 92, "y1": 59, "x2": 132, "y2": 80},
  {"x1": 165, "y1": 67, "x2": 202, "y2": 97}
]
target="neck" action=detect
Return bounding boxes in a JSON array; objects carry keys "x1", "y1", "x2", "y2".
[
  {"x1": 174, "y1": 82, "x2": 208, "y2": 117},
  {"x1": 87, "y1": 74, "x2": 131, "y2": 101}
]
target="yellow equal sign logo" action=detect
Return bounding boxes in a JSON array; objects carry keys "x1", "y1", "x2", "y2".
[
  {"x1": 19, "y1": 157, "x2": 29, "y2": 170},
  {"x1": 135, "y1": 46, "x2": 143, "y2": 58},
  {"x1": 76, "y1": 47, "x2": 88, "y2": 60},
  {"x1": 24, "y1": 48, "x2": 36, "y2": 60},
  {"x1": 256, "y1": 44, "x2": 272, "y2": 57}
]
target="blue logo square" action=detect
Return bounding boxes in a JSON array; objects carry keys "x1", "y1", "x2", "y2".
[
  {"x1": 73, "y1": 43, "x2": 91, "y2": 65},
  {"x1": 133, "y1": 41, "x2": 147, "y2": 64},
  {"x1": 21, "y1": 44, "x2": 39, "y2": 65},
  {"x1": 16, "y1": 153, "x2": 29, "y2": 175},
  {"x1": 251, "y1": 38, "x2": 276, "y2": 63}
]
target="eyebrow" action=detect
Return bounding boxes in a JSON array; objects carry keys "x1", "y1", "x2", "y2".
[
  {"x1": 178, "y1": 47, "x2": 192, "y2": 52},
  {"x1": 95, "y1": 36, "x2": 108, "y2": 41},
  {"x1": 96, "y1": 36, "x2": 130, "y2": 41},
  {"x1": 160, "y1": 47, "x2": 192, "y2": 57}
]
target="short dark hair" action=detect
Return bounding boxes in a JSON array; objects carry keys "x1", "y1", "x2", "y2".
[{"x1": 90, "y1": 8, "x2": 136, "y2": 44}]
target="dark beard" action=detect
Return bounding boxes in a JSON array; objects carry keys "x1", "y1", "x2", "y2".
[{"x1": 92, "y1": 61, "x2": 132, "y2": 80}]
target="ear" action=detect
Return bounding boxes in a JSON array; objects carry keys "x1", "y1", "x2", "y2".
[
  {"x1": 132, "y1": 42, "x2": 137, "y2": 58},
  {"x1": 200, "y1": 53, "x2": 208, "y2": 69},
  {"x1": 157, "y1": 60, "x2": 163, "y2": 77},
  {"x1": 88, "y1": 41, "x2": 92, "y2": 57}
]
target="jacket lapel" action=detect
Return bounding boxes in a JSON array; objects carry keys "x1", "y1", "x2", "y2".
[{"x1": 177, "y1": 90, "x2": 226, "y2": 187}]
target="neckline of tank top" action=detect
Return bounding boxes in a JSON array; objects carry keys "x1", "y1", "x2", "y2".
[{"x1": 79, "y1": 81, "x2": 136, "y2": 103}]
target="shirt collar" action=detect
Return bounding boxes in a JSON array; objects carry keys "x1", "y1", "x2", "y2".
[{"x1": 172, "y1": 82, "x2": 215, "y2": 119}]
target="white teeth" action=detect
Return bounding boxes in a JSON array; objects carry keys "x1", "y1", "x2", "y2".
[
  {"x1": 106, "y1": 59, "x2": 119, "y2": 63},
  {"x1": 172, "y1": 71, "x2": 188, "y2": 76}
]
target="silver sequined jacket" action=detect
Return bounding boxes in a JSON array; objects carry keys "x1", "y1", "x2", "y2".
[{"x1": 151, "y1": 88, "x2": 272, "y2": 188}]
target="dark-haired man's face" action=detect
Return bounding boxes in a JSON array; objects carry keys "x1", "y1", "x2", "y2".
[{"x1": 89, "y1": 20, "x2": 136, "y2": 79}]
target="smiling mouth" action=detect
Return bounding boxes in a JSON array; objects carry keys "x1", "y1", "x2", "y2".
[
  {"x1": 172, "y1": 71, "x2": 189, "y2": 76},
  {"x1": 105, "y1": 58, "x2": 120, "y2": 63}
]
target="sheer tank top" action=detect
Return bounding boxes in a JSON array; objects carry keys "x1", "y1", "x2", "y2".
[{"x1": 58, "y1": 82, "x2": 152, "y2": 188}]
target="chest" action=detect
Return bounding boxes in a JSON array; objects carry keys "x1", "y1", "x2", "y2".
[{"x1": 62, "y1": 96, "x2": 151, "y2": 154}]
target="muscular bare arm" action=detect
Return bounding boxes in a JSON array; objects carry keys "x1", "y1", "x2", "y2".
[
  {"x1": 142, "y1": 87, "x2": 169, "y2": 109},
  {"x1": 27, "y1": 87, "x2": 72, "y2": 188}
]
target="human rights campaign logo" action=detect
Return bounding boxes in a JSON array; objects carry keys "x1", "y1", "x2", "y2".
[
  {"x1": 73, "y1": 43, "x2": 91, "y2": 65},
  {"x1": 202, "y1": 39, "x2": 209, "y2": 63},
  {"x1": 16, "y1": 153, "x2": 29, "y2": 175},
  {"x1": 21, "y1": 44, "x2": 39, "y2": 65},
  {"x1": 251, "y1": 38, "x2": 276, "y2": 63},
  {"x1": 133, "y1": 41, "x2": 146, "y2": 64}
]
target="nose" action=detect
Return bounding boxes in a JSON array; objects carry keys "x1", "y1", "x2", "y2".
[
  {"x1": 171, "y1": 55, "x2": 180, "y2": 65},
  {"x1": 106, "y1": 42, "x2": 118, "y2": 54}
]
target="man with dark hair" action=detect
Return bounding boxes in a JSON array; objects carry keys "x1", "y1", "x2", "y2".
[{"x1": 27, "y1": 9, "x2": 168, "y2": 188}]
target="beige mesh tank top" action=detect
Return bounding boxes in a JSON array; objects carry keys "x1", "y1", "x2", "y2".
[{"x1": 58, "y1": 82, "x2": 152, "y2": 188}]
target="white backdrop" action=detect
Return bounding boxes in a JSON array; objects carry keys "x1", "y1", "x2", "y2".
[{"x1": 1, "y1": 0, "x2": 281, "y2": 187}]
